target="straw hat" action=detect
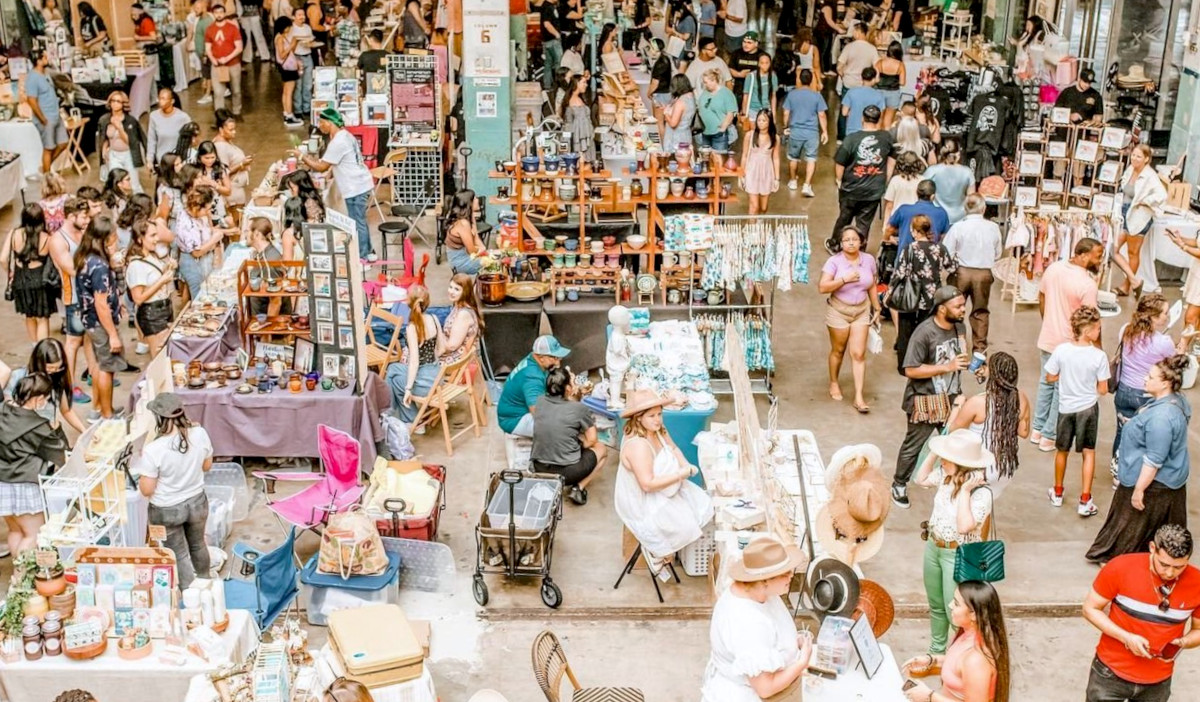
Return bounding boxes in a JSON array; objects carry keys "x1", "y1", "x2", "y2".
[
  {"x1": 619, "y1": 389, "x2": 672, "y2": 418},
  {"x1": 728, "y1": 535, "x2": 809, "y2": 583},
  {"x1": 816, "y1": 444, "x2": 890, "y2": 564},
  {"x1": 807, "y1": 556, "x2": 860, "y2": 619},
  {"x1": 854, "y1": 579, "x2": 896, "y2": 638},
  {"x1": 927, "y1": 429, "x2": 995, "y2": 469},
  {"x1": 1117, "y1": 64, "x2": 1151, "y2": 86}
]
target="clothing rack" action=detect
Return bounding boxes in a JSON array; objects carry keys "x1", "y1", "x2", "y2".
[{"x1": 999, "y1": 209, "x2": 1119, "y2": 306}]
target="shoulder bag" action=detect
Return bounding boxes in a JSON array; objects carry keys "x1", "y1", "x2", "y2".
[
  {"x1": 884, "y1": 245, "x2": 921, "y2": 314},
  {"x1": 953, "y1": 487, "x2": 1005, "y2": 583},
  {"x1": 1109, "y1": 324, "x2": 1126, "y2": 392}
]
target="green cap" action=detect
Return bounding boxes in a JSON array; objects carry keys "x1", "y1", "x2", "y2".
[
  {"x1": 318, "y1": 106, "x2": 344, "y2": 127},
  {"x1": 744, "y1": 31, "x2": 759, "y2": 41}
]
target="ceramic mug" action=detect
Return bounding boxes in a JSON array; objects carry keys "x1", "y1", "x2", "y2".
[
  {"x1": 668, "y1": 289, "x2": 682, "y2": 304},
  {"x1": 565, "y1": 254, "x2": 577, "y2": 267},
  {"x1": 556, "y1": 288, "x2": 566, "y2": 302},
  {"x1": 567, "y1": 289, "x2": 580, "y2": 302},
  {"x1": 321, "y1": 377, "x2": 334, "y2": 391},
  {"x1": 552, "y1": 253, "x2": 564, "y2": 268},
  {"x1": 662, "y1": 251, "x2": 677, "y2": 267}
]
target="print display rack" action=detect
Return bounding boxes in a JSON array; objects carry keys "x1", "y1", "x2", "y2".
[
  {"x1": 1010, "y1": 119, "x2": 1129, "y2": 213},
  {"x1": 387, "y1": 54, "x2": 444, "y2": 214},
  {"x1": 303, "y1": 224, "x2": 369, "y2": 392}
]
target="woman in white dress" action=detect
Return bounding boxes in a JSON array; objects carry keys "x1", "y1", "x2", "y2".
[
  {"x1": 701, "y1": 535, "x2": 813, "y2": 701},
  {"x1": 615, "y1": 390, "x2": 713, "y2": 575}
]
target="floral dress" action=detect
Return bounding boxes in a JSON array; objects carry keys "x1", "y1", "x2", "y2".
[
  {"x1": 892, "y1": 239, "x2": 957, "y2": 313},
  {"x1": 439, "y1": 307, "x2": 479, "y2": 365}
]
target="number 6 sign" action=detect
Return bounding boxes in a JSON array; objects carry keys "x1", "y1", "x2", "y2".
[{"x1": 463, "y1": 4, "x2": 509, "y2": 78}]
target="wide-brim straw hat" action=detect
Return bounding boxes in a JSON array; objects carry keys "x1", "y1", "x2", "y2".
[
  {"x1": 854, "y1": 579, "x2": 896, "y2": 638},
  {"x1": 1118, "y1": 64, "x2": 1151, "y2": 85},
  {"x1": 928, "y1": 429, "x2": 995, "y2": 469},
  {"x1": 619, "y1": 389, "x2": 672, "y2": 418},
  {"x1": 817, "y1": 443, "x2": 890, "y2": 564},
  {"x1": 728, "y1": 535, "x2": 809, "y2": 583},
  {"x1": 815, "y1": 503, "x2": 886, "y2": 565}
]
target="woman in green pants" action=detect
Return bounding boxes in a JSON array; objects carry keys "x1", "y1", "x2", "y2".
[{"x1": 915, "y1": 429, "x2": 996, "y2": 654}]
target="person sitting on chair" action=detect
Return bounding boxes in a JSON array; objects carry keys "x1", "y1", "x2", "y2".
[
  {"x1": 531, "y1": 367, "x2": 608, "y2": 506},
  {"x1": 444, "y1": 189, "x2": 485, "y2": 275},
  {"x1": 385, "y1": 285, "x2": 442, "y2": 424},
  {"x1": 615, "y1": 389, "x2": 714, "y2": 579},
  {"x1": 497, "y1": 335, "x2": 571, "y2": 438}
]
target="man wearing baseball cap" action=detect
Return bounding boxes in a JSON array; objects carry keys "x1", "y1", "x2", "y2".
[
  {"x1": 1055, "y1": 68, "x2": 1103, "y2": 123},
  {"x1": 291, "y1": 106, "x2": 376, "y2": 261},
  {"x1": 497, "y1": 335, "x2": 571, "y2": 437},
  {"x1": 728, "y1": 31, "x2": 766, "y2": 103}
]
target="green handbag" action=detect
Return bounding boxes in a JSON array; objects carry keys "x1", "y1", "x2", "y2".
[{"x1": 953, "y1": 488, "x2": 1006, "y2": 583}]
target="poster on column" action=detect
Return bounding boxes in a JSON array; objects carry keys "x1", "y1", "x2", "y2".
[
  {"x1": 303, "y1": 223, "x2": 368, "y2": 393},
  {"x1": 462, "y1": 0, "x2": 509, "y2": 78}
]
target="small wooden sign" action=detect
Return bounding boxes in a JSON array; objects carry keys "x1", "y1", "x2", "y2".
[
  {"x1": 148, "y1": 525, "x2": 167, "y2": 543},
  {"x1": 35, "y1": 550, "x2": 58, "y2": 568}
]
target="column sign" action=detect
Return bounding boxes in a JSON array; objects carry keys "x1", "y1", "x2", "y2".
[{"x1": 462, "y1": 0, "x2": 509, "y2": 78}]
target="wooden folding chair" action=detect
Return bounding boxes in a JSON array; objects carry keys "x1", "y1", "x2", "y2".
[
  {"x1": 63, "y1": 110, "x2": 90, "y2": 176},
  {"x1": 409, "y1": 351, "x2": 484, "y2": 455},
  {"x1": 368, "y1": 149, "x2": 405, "y2": 220},
  {"x1": 531, "y1": 630, "x2": 644, "y2": 702},
  {"x1": 364, "y1": 303, "x2": 404, "y2": 375}
]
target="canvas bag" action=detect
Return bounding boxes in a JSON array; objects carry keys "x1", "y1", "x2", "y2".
[
  {"x1": 953, "y1": 488, "x2": 1005, "y2": 583},
  {"x1": 318, "y1": 506, "x2": 389, "y2": 578}
]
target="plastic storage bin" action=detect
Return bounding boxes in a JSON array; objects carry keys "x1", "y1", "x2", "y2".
[
  {"x1": 204, "y1": 463, "x2": 251, "y2": 522},
  {"x1": 485, "y1": 477, "x2": 559, "y2": 531},
  {"x1": 204, "y1": 485, "x2": 235, "y2": 547},
  {"x1": 300, "y1": 551, "x2": 402, "y2": 626}
]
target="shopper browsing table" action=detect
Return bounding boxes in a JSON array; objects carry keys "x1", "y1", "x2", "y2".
[
  {"x1": 531, "y1": 367, "x2": 607, "y2": 505},
  {"x1": 133, "y1": 393, "x2": 213, "y2": 588},
  {"x1": 0, "y1": 373, "x2": 68, "y2": 555},
  {"x1": 700, "y1": 536, "x2": 812, "y2": 701},
  {"x1": 0, "y1": 339, "x2": 88, "y2": 439},
  {"x1": 497, "y1": 335, "x2": 571, "y2": 438},
  {"x1": 1082, "y1": 524, "x2": 1200, "y2": 702},
  {"x1": 293, "y1": 107, "x2": 376, "y2": 261}
]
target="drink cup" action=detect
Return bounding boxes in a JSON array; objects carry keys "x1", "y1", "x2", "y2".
[{"x1": 969, "y1": 352, "x2": 986, "y2": 373}]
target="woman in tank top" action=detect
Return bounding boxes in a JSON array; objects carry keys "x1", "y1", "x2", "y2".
[
  {"x1": 943, "y1": 352, "x2": 1028, "y2": 497},
  {"x1": 385, "y1": 285, "x2": 443, "y2": 423},
  {"x1": 902, "y1": 581, "x2": 1010, "y2": 702},
  {"x1": 875, "y1": 42, "x2": 906, "y2": 129}
]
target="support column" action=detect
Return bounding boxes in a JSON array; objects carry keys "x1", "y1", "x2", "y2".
[{"x1": 462, "y1": 0, "x2": 514, "y2": 215}]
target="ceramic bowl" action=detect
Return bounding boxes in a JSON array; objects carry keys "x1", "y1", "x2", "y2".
[
  {"x1": 563, "y1": 238, "x2": 579, "y2": 252},
  {"x1": 520, "y1": 156, "x2": 541, "y2": 173},
  {"x1": 626, "y1": 235, "x2": 647, "y2": 249}
]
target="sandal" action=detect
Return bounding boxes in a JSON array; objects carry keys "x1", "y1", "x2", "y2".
[
  {"x1": 829, "y1": 384, "x2": 844, "y2": 401},
  {"x1": 853, "y1": 403, "x2": 870, "y2": 414}
]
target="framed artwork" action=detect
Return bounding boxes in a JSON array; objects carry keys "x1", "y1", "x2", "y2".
[
  {"x1": 849, "y1": 616, "x2": 884, "y2": 679},
  {"x1": 254, "y1": 341, "x2": 294, "y2": 365},
  {"x1": 338, "y1": 327, "x2": 355, "y2": 349},
  {"x1": 1047, "y1": 141, "x2": 1068, "y2": 159},
  {"x1": 341, "y1": 356, "x2": 357, "y2": 379},
  {"x1": 1097, "y1": 161, "x2": 1121, "y2": 184},
  {"x1": 322, "y1": 354, "x2": 340, "y2": 378},
  {"x1": 333, "y1": 231, "x2": 347, "y2": 253},
  {"x1": 336, "y1": 280, "x2": 351, "y2": 302},
  {"x1": 1100, "y1": 127, "x2": 1128, "y2": 149},
  {"x1": 317, "y1": 323, "x2": 335, "y2": 345},
  {"x1": 335, "y1": 256, "x2": 348, "y2": 278},
  {"x1": 1018, "y1": 153, "x2": 1043, "y2": 175},
  {"x1": 1050, "y1": 107, "x2": 1071, "y2": 125},
  {"x1": 336, "y1": 303, "x2": 352, "y2": 325},
  {"x1": 1074, "y1": 140, "x2": 1099, "y2": 163},
  {"x1": 311, "y1": 255, "x2": 332, "y2": 272},
  {"x1": 292, "y1": 338, "x2": 315, "y2": 373},
  {"x1": 1015, "y1": 186, "x2": 1039, "y2": 207},
  {"x1": 308, "y1": 232, "x2": 329, "y2": 253},
  {"x1": 315, "y1": 299, "x2": 333, "y2": 321},
  {"x1": 313, "y1": 274, "x2": 332, "y2": 297}
]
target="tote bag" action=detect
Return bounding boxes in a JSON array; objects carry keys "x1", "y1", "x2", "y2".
[
  {"x1": 953, "y1": 487, "x2": 1005, "y2": 583},
  {"x1": 884, "y1": 246, "x2": 921, "y2": 313},
  {"x1": 317, "y1": 507, "x2": 389, "y2": 578}
]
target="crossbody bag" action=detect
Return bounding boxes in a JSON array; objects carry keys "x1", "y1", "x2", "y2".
[{"x1": 953, "y1": 487, "x2": 1006, "y2": 583}]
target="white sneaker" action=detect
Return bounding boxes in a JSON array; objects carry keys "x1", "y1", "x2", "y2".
[
  {"x1": 197, "y1": 94, "x2": 213, "y2": 105},
  {"x1": 135, "y1": 342, "x2": 149, "y2": 355},
  {"x1": 801, "y1": 184, "x2": 815, "y2": 197},
  {"x1": 788, "y1": 178, "x2": 798, "y2": 191},
  {"x1": 224, "y1": 88, "x2": 232, "y2": 97},
  {"x1": 1078, "y1": 499, "x2": 1099, "y2": 517},
  {"x1": 1048, "y1": 488, "x2": 1063, "y2": 507},
  {"x1": 1029, "y1": 431, "x2": 1042, "y2": 444},
  {"x1": 366, "y1": 252, "x2": 379, "y2": 263}
]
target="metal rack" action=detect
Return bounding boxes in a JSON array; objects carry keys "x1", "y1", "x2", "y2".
[
  {"x1": 40, "y1": 421, "x2": 132, "y2": 561},
  {"x1": 387, "y1": 54, "x2": 444, "y2": 209}
]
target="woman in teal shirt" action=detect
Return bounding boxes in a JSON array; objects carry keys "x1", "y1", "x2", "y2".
[
  {"x1": 742, "y1": 53, "x2": 777, "y2": 117},
  {"x1": 698, "y1": 70, "x2": 738, "y2": 152}
]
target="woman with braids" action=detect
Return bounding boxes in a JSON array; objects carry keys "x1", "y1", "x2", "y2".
[
  {"x1": 1111, "y1": 294, "x2": 1174, "y2": 469},
  {"x1": 945, "y1": 351, "x2": 1030, "y2": 496},
  {"x1": 902, "y1": 580, "x2": 1011, "y2": 702},
  {"x1": 171, "y1": 121, "x2": 201, "y2": 163},
  {"x1": 132, "y1": 392, "x2": 213, "y2": 588},
  {"x1": 1087, "y1": 355, "x2": 1192, "y2": 563}
]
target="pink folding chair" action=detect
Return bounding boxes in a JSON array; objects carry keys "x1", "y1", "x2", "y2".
[{"x1": 252, "y1": 425, "x2": 365, "y2": 532}]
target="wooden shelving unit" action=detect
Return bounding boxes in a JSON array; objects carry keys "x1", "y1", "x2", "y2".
[{"x1": 236, "y1": 259, "x2": 311, "y2": 348}]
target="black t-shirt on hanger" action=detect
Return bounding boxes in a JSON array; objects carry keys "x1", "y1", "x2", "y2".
[{"x1": 966, "y1": 92, "x2": 1011, "y2": 153}]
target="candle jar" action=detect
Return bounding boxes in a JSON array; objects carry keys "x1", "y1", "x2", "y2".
[
  {"x1": 41, "y1": 621, "x2": 61, "y2": 657},
  {"x1": 21, "y1": 624, "x2": 41, "y2": 661},
  {"x1": 23, "y1": 595, "x2": 48, "y2": 622}
]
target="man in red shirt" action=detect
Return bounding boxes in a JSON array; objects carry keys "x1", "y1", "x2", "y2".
[
  {"x1": 205, "y1": 3, "x2": 244, "y2": 116},
  {"x1": 1083, "y1": 524, "x2": 1200, "y2": 701},
  {"x1": 131, "y1": 3, "x2": 158, "y2": 46}
]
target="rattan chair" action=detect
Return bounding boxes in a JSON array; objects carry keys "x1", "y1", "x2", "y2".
[{"x1": 531, "y1": 630, "x2": 644, "y2": 702}]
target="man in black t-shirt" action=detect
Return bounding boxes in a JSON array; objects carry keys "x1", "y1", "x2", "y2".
[
  {"x1": 728, "y1": 31, "x2": 766, "y2": 102},
  {"x1": 357, "y1": 30, "x2": 388, "y2": 73},
  {"x1": 535, "y1": 0, "x2": 562, "y2": 89},
  {"x1": 1055, "y1": 68, "x2": 1104, "y2": 123},
  {"x1": 829, "y1": 105, "x2": 895, "y2": 252}
]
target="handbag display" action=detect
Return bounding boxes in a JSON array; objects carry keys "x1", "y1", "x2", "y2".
[
  {"x1": 317, "y1": 507, "x2": 389, "y2": 578},
  {"x1": 953, "y1": 488, "x2": 1005, "y2": 583}
]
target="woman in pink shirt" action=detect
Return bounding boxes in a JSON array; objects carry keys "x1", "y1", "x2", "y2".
[{"x1": 818, "y1": 226, "x2": 881, "y2": 413}]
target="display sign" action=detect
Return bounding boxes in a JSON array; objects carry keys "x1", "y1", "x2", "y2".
[{"x1": 462, "y1": 1, "x2": 510, "y2": 78}]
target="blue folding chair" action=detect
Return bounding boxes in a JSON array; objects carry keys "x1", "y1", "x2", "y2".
[{"x1": 223, "y1": 527, "x2": 300, "y2": 631}]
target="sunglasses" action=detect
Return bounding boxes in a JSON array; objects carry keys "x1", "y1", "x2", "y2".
[
  {"x1": 920, "y1": 520, "x2": 930, "y2": 542},
  {"x1": 1157, "y1": 582, "x2": 1176, "y2": 613}
]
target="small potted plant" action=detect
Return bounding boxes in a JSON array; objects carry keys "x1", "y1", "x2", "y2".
[
  {"x1": 33, "y1": 548, "x2": 65, "y2": 598},
  {"x1": 117, "y1": 628, "x2": 152, "y2": 660},
  {"x1": 476, "y1": 247, "x2": 518, "y2": 307}
]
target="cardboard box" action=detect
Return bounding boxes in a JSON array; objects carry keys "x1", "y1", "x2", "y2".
[{"x1": 410, "y1": 620, "x2": 431, "y2": 658}]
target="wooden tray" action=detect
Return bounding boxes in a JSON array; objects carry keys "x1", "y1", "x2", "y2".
[{"x1": 63, "y1": 638, "x2": 108, "y2": 661}]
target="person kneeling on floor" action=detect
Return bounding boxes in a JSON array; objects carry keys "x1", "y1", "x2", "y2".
[
  {"x1": 496, "y1": 335, "x2": 571, "y2": 438},
  {"x1": 531, "y1": 367, "x2": 607, "y2": 505}
]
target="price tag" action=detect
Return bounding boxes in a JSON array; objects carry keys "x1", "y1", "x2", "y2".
[
  {"x1": 148, "y1": 525, "x2": 167, "y2": 543},
  {"x1": 35, "y1": 550, "x2": 58, "y2": 568}
]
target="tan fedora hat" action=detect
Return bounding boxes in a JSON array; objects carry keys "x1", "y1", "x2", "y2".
[
  {"x1": 728, "y1": 535, "x2": 809, "y2": 583},
  {"x1": 928, "y1": 429, "x2": 995, "y2": 469},
  {"x1": 619, "y1": 389, "x2": 672, "y2": 418}
]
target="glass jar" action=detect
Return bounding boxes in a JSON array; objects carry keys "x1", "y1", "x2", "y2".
[
  {"x1": 41, "y1": 621, "x2": 62, "y2": 657},
  {"x1": 22, "y1": 624, "x2": 41, "y2": 661}
]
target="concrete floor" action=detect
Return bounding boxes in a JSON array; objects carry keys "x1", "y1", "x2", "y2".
[{"x1": 0, "y1": 28, "x2": 1198, "y2": 701}]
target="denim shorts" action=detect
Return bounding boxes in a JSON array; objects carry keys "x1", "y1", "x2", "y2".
[
  {"x1": 64, "y1": 303, "x2": 84, "y2": 337},
  {"x1": 37, "y1": 117, "x2": 68, "y2": 149},
  {"x1": 787, "y1": 132, "x2": 819, "y2": 162},
  {"x1": 881, "y1": 90, "x2": 903, "y2": 109}
]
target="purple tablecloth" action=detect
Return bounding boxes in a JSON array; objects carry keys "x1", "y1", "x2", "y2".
[
  {"x1": 167, "y1": 308, "x2": 242, "y2": 364},
  {"x1": 171, "y1": 374, "x2": 390, "y2": 473}
]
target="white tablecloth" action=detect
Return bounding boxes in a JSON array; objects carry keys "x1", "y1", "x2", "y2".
[
  {"x1": 1139, "y1": 215, "x2": 1200, "y2": 293},
  {"x1": 0, "y1": 609, "x2": 259, "y2": 702},
  {"x1": 0, "y1": 157, "x2": 23, "y2": 209},
  {"x1": 805, "y1": 643, "x2": 908, "y2": 701},
  {"x1": 127, "y1": 65, "x2": 158, "y2": 119},
  {"x1": 172, "y1": 41, "x2": 197, "y2": 93},
  {"x1": 0, "y1": 121, "x2": 44, "y2": 179}
]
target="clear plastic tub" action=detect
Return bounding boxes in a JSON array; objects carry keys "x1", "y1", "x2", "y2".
[
  {"x1": 485, "y1": 478, "x2": 559, "y2": 531},
  {"x1": 204, "y1": 485, "x2": 235, "y2": 547},
  {"x1": 204, "y1": 463, "x2": 251, "y2": 522}
]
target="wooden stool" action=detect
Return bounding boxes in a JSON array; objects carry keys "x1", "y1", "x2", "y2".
[{"x1": 63, "y1": 113, "x2": 90, "y2": 176}]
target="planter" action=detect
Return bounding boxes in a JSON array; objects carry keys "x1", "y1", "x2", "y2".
[
  {"x1": 35, "y1": 568, "x2": 66, "y2": 598},
  {"x1": 478, "y1": 273, "x2": 508, "y2": 307}
]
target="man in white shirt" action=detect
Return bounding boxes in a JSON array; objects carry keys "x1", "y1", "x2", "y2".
[
  {"x1": 686, "y1": 37, "x2": 733, "y2": 91},
  {"x1": 294, "y1": 107, "x2": 377, "y2": 261},
  {"x1": 942, "y1": 194, "x2": 1003, "y2": 352},
  {"x1": 837, "y1": 22, "x2": 878, "y2": 140},
  {"x1": 722, "y1": 0, "x2": 747, "y2": 54}
]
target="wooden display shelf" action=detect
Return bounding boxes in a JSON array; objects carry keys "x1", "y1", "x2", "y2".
[
  {"x1": 237, "y1": 259, "x2": 308, "y2": 347},
  {"x1": 548, "y1": 266, "x2": 621, "y2": 306},
  {"x1": 489, "y1": 168, "x2": 616, "y2": 179}
]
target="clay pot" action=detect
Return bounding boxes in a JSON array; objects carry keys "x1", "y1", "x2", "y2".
[
  {"x1": 288, "y1": 375, "x2": 302, "y2": 393},
  {"x1": 35, "y1": 567, "x2": 66, "y2": 598},
  {"x1": 478, "y1": 272, "x2": 508, "y2": 307},
  {"x1": 305, "y1": 376, "x2": 317, "y2": 391}
]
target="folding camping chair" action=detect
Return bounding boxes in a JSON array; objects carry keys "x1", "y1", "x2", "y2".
[
  {"x1": 252, "y1": 425, "x2": 365, "y2": 533},
  {"x1": 222, "y1": 527, "x2": 300, "y2": 630}
]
